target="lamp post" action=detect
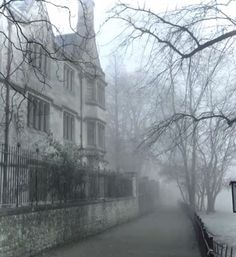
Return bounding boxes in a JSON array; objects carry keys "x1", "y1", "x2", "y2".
[{"x1": 230, "y1": 181, "x2": 236, "y2": 213}]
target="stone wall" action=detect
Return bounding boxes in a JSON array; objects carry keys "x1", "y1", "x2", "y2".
[{"x1": 0, "y1": 197, "x2": 139, "y2": 257}]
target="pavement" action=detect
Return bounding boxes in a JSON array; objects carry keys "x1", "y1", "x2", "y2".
[{"x1": 39, "y1": 206, "x2": 201, "y2": 257}]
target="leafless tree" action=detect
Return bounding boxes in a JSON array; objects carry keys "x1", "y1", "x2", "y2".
[
  {"x1": 197, "y1": 114, "x2": 236, "y2": 212},
  {"x1": 106, "y1": 56, "x2": 155, "y2": 174},
  {"x1": 145, "y1": 46, "x2": 234, "y2": 209},
  {"x1": 101, "y1": 0, "x2": 236, "y2": 209},
  {"x1": 108, "y1": 0, "x2": 236, "y2": 127}
]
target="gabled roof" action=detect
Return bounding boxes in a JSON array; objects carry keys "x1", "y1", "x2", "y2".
[
  {"x1": 55, "y1": 32, "x2": 102, "y2": 72},
  {"x1": 55, "y1": 33, "x2": 83, "y2": 57},
  {"x1": 11, "y1": 0, "x2": 103, "y2": 75}
]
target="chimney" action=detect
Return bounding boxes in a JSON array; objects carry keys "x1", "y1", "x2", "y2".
[{"x1": 77, "y1": 0, "x2": 95, "y2": 38}]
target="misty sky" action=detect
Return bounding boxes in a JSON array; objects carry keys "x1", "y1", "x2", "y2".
[
  {"x1": 46, "y1": 0, "x2": 197, "y2": 69},
  {"x1": 47, "y1": 0, "x2": 236, "y2": 70}
]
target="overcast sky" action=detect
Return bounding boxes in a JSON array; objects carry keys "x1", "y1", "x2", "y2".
[
  {"x1": 47, "y1": 0, "x2": 194, "y2": 70},
  {"x1": 95, "y1": 0, "x2": 205, "y2": 70},
  {"x1": 47, "y1": 0, "x2": 236, "y2": 71},
  {"x1": 48, "y1": 0, "x2": 197, "y2": 33}
]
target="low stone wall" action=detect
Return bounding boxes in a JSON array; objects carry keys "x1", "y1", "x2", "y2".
[{"x1": 0, "y1": 197, "x2": 139, "y2": 257}]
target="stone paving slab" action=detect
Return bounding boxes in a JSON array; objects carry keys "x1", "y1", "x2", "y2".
[{"x1": 39, "y1": 207, "x2": 200, "y2": 257}]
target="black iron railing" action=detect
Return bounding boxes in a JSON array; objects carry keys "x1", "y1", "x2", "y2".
[
  {"x1": 0, "y1": 144, "x2": 134, "y2": 208},
  {"x1": 181, "y1": 203, "x2": 234, "y2": 257}
]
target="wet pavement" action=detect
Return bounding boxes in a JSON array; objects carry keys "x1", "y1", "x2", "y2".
[{"x1": 39, "y1": 207, "x2": 200, "y2": 257}]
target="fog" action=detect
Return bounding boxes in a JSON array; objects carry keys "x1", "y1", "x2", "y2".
[{"x1": 1, "y1": 0, "x2": 236, "y2": 256}]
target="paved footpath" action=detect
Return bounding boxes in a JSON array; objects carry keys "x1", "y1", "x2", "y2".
[{"x1": 39, "y1": 207, "x2": 200, "y2": 257}]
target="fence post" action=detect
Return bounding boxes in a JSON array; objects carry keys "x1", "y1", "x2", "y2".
[
  {"x1": 128, "y1": 172, "x2": 137, "y2": 197},
  {"x1": 99, "y1": 171, "x2": 105, "y2": 199},
  {"x1": 208, "y1": 237, "x2": 213, "y2": 251},
  {"x1": 208, "y1": 236, "x2": 214, "y2": 257},
  {"x1": 35, "y1": 148, "x2": 39, "y2": 206},
  {"x1": 97, "y1": 167, "x2": 100, "y2": 198},
  {"x1": 104, "y1": 172, "x2": 107, "y2": 198},
  {"x1": 16, "y1": 143, "x2": 20, "y2": 207},
  {"x1": 84, "y1": 170, "x2": 89, "y2": 199},
  {"x1": 51, "y1": 167, "x2": 54, "y2": 205},
  {"x1": 2, "y1": 144, "x2": 8, "y2": 205},
  {"x1": 225, "y1": 245, "x2": 228, "y2": 257}
]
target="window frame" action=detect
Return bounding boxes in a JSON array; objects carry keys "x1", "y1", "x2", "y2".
[
  {"x1": 97, "y1": 82, "x2": 105, "y2": 108},
  {"x1": 27, "y1": 94, "x2": 50, "y2": 133},
  {"x1": 87, "y1": 120, "x2": 96, "y2": 147},
  {"x1": 87, "y1": 120, "x2": 106, "y2": 149},
  {"x1": 63, "y1": 64, "x2": 74, "y2": 91},
  {"x1": 29, "y1": 43, "x2": 48, "y2": 76},
  {"x1": 86, "y1": 79, "x2": 96, "y2": 103},
  {"x1": 63, "y1": 111, "x2": 75, "y2": 142},
  {"x1": 98, "y1": 122, "x2": 105, "y2": 149}
]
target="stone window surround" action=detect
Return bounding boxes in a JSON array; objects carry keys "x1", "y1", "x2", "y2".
[
  {"x1": 86, "y1": 79, "x2": 106, "y2": 110},
  {"x1": 86, "y1": 118, "x2": 106, "y2": 150},
  {"x1": 97, "y1": 82, "x2": 105, "y2": 109},
  {"x1": 87, "y1": 119, "x2": 96, "y2": 147},
  {"x1": 63, "y1": 64, "x2": 75, "y2": 92},
  {"x1": 27, "y1": 93, "x2": 50, "y2": 133},
  {"x1": 97, "y1": 122, "x2": 105, "y2": 149},
  {"x1": 63, "y1": 110, "x2": 75, "y2": 142},
  {"x1": 29, "y1": 42, "x2": 49, "y2": 76}
]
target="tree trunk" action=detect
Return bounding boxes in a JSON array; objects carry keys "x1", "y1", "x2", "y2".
[
  {"x1": 189, "y1": 126, "x2": 197, "y2": 210},
  {"x1": 207, "y1": 194, "x2": 216, "y2": 213},
  {"x1": 199, "y1": 190, "x2": 205, "y2": 211},
  {"x1": 189, "y1": 189, "x2": 196, "y2": 210}
]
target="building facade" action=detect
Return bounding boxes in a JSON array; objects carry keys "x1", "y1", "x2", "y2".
[{"x1": 0, "y1": 0, "x2": 107, "y2": 166}]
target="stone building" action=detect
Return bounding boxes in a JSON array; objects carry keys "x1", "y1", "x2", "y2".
[{"x1": 0, "y1": 0, "x2": 106, "y2": 165}]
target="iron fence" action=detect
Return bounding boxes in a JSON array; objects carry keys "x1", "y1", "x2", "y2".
[
  {"x1": 0, "y1": 144, "x2": 134, "y2": 208},
  {"x1": 181, "y1": 203, "x2": 234, "y2": 257},
  {"x1": 213, "y1": 241, "x2": 234, "y2": 257}
]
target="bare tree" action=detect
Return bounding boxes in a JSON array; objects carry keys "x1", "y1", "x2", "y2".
[
  {"x1": 100, "y1": 0, "x2": 236, "y2": 209},
  {"x1": 146, "y1": 46, "x2": 234, "y2": 209},
  {"x1": 110, "y1": 1, "x2": 236, "y2": 59},
  {"x1": 197, "y1": 115, "x2": 236, "y2": 212},
  {"x1": 107, "y1": 0, "x2": 236, "y2": 127},
  {"x1": 106, "y1": 56, "x2": 155, "y2": 174}
]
